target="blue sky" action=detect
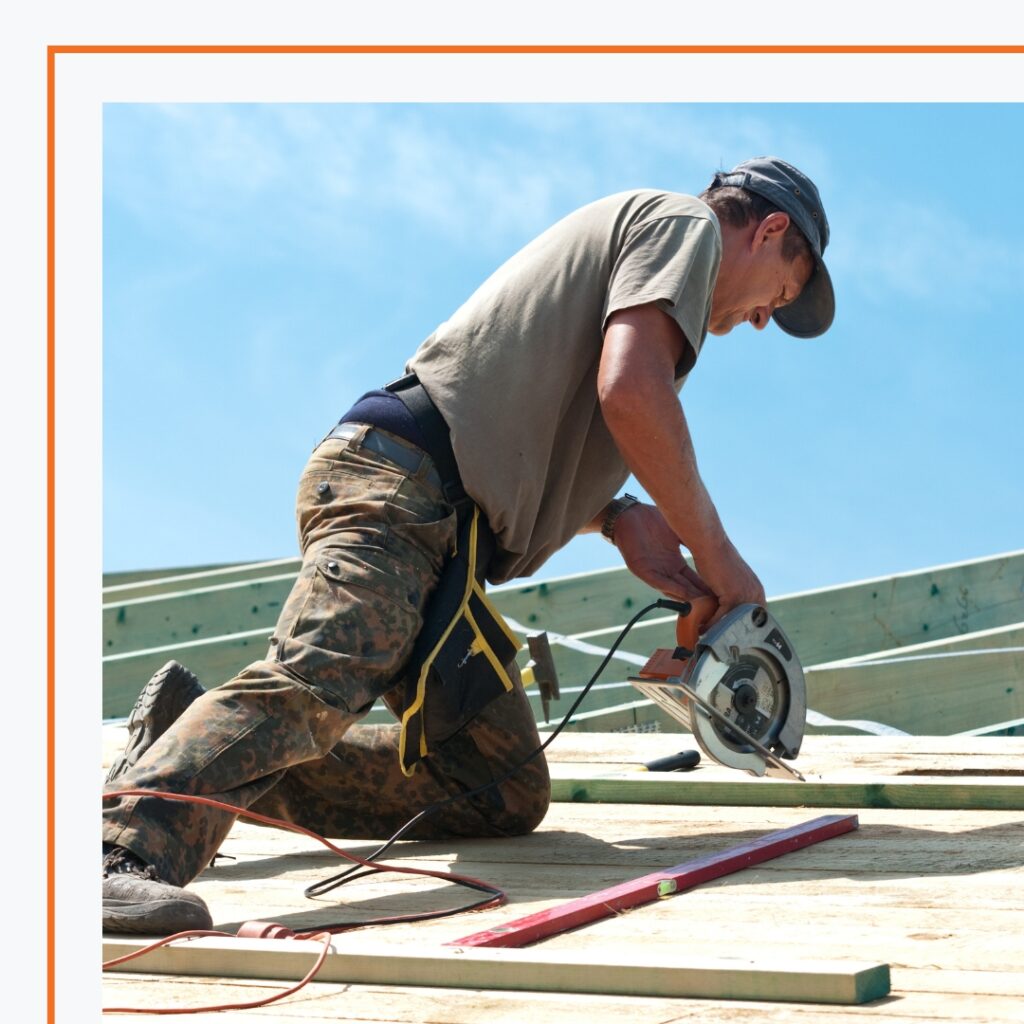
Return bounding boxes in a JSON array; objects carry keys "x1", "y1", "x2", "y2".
[{"x1": 103, "y1": 102, "x2": 1023, "y2": 595}]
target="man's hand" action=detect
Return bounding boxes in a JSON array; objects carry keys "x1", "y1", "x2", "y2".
[
  {"x1": 612, "y1": 502, "x2": 765, "y2": 627},
  {"x1": 689, "y1": 537, "x2": 766, "y2": 626},
  {"x1": 611, "y1": 502, "x2": 715, "y2": 603}
]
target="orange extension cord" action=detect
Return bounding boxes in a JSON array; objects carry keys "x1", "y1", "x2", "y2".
[
  {"x1": 102, "y1": 928, "x2": 333, "y2": 1014},
  {"x1": 101, "y1": 789, "x2": 507, "y2": 1015},
  {"x1": 101, "y1": 599, "x2": 683, "y2": 1014}
]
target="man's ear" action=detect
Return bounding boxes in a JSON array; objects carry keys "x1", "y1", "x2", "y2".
[{"x1": 753, "y1": 211, "x2": 791, "y2": 249}]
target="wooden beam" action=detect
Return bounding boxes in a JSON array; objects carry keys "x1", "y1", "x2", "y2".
[
  {"x1": 497, "y1": 565, "x2": 1024, "y2": 708},
  {"x1": 100, "y1": 551, "x2": 1024, "y2": 724},
  {"x1": 554, "y1": 698, "x2": 676, "y2": 733},
  {"x1": 451, "y1": 814, "x2": 857, "y2": 948},
  {"x1": 960, "y1": 715, "x2": 1024, "y2": 737},
  {"x1": 768, "y1": 551, "x2": 1024, "y2": 664},
  {"x1": 810, "y1": 620, "x2": 1024, "y2": 668},
  {"x1": 494, "y1": 550, "x2": 1024, "y2": 666},
  {"x1": 528, "y1": 620, "x2": 1024, "y2": 733},
  {"x1": 103, "y1": 557, "x2": 301, "y2": 599},
  {"x1": 102, "y1": 573, "x2": 296, "y2": 656},
  {"x1": 549, "y1": 765, "x2": 1024, "y2": 811},
  {"x1": 500, "y1": 568, "x2": 652, "y2": 636},
  {"x1": 102, "y1": 562, "x2": 245, "y2": 588},
  {"x1": 102, "y1": 630, "x2": 273, "y2": 718},
  {"x1": 102, "y1": 935, "x2": 890, "y2": 1005},
  {"x1": 803, "y1": 646, "x2": 1024, "y2": 735}
]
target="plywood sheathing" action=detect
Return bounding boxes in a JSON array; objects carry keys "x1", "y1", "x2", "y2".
[{"x1": 101, "y1": 726, "x2": 1024, "y2": 1021}]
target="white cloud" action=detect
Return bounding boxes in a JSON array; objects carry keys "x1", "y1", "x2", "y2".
[
  {"x1": 831, "y1": 193, "x2": 1024, "y2": 311},
  {"x1": 106, "y1": 102, "x2": 834, "y2": 266}
]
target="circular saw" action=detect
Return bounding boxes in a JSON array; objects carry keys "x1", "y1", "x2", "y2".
[{"x1": 631, "y1": 602, "x2": 807, "y2": 780}]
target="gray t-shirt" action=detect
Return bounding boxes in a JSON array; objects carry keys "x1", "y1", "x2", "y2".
[{"x1": 408, "y1": 190, "x2": 721, "y2": 583}]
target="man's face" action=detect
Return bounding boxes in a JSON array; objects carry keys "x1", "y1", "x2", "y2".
[{"x1": 708, "y1": 213, "x2": 814, "y2": 336}]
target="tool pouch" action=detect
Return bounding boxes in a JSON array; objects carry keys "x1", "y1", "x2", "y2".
[{"x1": 397, "y1": 506, "x2": 521, "y2": 776}]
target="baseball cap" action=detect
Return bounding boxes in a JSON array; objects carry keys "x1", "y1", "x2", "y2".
[{"x1": 710, "y1": 157, "x2": 834, "y2": 338}]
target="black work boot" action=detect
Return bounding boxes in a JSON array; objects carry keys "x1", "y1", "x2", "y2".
[
  {"x1": 106, "y1": 661, "x2": 205, "y2": 783},
  {"x1": 102, "y1": 844, "x2": 213, "y2": 935}
]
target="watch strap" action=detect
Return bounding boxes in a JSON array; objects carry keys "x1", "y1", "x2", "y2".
[{"x1": 601, "y1": 493, "x2": 641, "y2": 544}]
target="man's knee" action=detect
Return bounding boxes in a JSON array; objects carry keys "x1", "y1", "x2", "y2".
[
  {"x1": 493, "y1": 756, "x2": 551, "y2": 835},
  {"x1": 427, "y1": 726, "x2": 551, "y2": 837}
]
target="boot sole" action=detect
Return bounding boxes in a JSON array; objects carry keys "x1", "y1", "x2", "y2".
[{"x1": 106, "y1": 661, "x2": 205, "y2": 783}]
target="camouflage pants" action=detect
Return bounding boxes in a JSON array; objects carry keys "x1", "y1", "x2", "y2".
[{"x1": 102, "y1": 425, "x2": 550, "y2": 887}]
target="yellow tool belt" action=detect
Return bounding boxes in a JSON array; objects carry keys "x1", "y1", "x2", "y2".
[{"x1": 397, "y1": 506, "x2": 521, "y2": 776}]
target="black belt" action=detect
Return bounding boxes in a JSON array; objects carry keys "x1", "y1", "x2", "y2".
[{"x1": 383, "y1": 373, "x2": 469, "y2": 515}]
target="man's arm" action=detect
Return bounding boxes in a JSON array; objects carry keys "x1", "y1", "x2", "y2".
[{"x1": 594, "y1": 303, "x2": 765, "y2": 624}]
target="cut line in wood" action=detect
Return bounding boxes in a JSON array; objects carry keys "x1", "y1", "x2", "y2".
[
  {"x1": 450, "y1": 814, "x2": 857, "y2": 949},
  {"x1": 102, "y1": 936, "x2": 891, "y2": 1005}
]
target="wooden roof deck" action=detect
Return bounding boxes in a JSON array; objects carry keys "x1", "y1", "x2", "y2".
[{"x1": 102, "y1": 728, "x2": 1024, "y2": 1022}]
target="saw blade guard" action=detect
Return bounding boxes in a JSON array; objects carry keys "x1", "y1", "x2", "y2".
[
  {"x1": 631, "y1": 603, "x2": 806, "y2": 778},
  {"x1": 689, "y1": 603, "x2": 806, "y2": 774}
]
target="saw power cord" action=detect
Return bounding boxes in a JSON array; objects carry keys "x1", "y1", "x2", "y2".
[
  {"x1": 101, "y1": 788, "x2": 508, "y2": 1015},
  {"x1": 101, "y1": 597, "x2": 687, "y2": 1014},
  {"x1": 102, "y1": 928, "x2": 333, "y2": 1015},
  {"x1": 303, "y1": 597, "x2": 692, "y2": 898}
]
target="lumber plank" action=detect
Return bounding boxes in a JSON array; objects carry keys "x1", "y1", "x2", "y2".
[
  {"x1": 96, "y1": 729, "x2": 1024, "y2": 1022},
  {"x1": 102, "y1": 632, "x2": 273, "y2": 718},
  {"x1": 100, "y1": 550, "x2": 1024, "y2": 724},
  {"x1": 103, "y1": 562, "x2": 245, "y2": 588},
  {"x1": 491, "y1": 566, "x2": 672, "y2": 637},
  {"x1": 812, "y1": 620, "x2": 1024, "y2": 668},
  {"x1": 767, "y1": 550, "x2": 1024, "y2": 664},
  {"x1": 103, "y1": 557, "x2": 302, "y2": 599},
  {"x1": 103, "y1": 936, "x2": 890, "y2": 1005},
  {"x1": 803, "y1": 646, "x2": 1024, "y2": 735},
  {"x1": 540, "y1": 730, "x2": 1024, "y2": 768},
  {"x1": 491, "y1": 550, "x2": 1024, "y2": 664},
  {"x1": 548, "y1": 764, "x2": 1024, "y2": 810},
  {"x1": 99, "y1": 974, "x2": 1024, "y2": 1023},
  {"x1": 102, "y1": 573, "x2": 297, "y2": 655},
  {"x1": 97, "y1": 780, "x2": 1024, "y2": 1018}
]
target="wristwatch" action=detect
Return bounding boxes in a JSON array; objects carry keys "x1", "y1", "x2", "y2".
[{"x1": 601, "y1": 493, "x2": 641, "y2": 545}]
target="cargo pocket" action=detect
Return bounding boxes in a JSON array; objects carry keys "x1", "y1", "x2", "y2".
[
  {"x1": 384, "y1": 475, "x2": 457, "y2": 575},
  {"x1": 271, "y1": 527, "x2": 429, "y2": 714}
]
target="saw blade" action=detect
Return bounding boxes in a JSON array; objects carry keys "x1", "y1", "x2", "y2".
[
  {"x1": 688, "y1": 647, "x2": 803, "y2": 779},
  {"x1": 704, "y1": 653, "x2": 787, "y2": 749}
]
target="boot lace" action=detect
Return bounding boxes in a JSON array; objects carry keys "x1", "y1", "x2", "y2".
[{"x1": 102, "y1": 844, "x2": 162, "y2": 882}]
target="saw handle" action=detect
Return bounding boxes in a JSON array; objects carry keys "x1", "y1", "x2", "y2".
[{"x1": 675, "y1": 594, "x2": 719, "y2": 653}]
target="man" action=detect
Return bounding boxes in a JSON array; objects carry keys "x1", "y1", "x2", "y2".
[{"x1": 102, "y1": 156, "x2": 834, "y2": 934}]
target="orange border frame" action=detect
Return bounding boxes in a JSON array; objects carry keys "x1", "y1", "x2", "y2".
[{"x1": 47, "y1": 42, "x2": 1024, "y2": 1024}]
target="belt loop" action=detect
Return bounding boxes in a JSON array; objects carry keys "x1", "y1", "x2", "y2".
[{"x1": 314, "y1": 421, "x2": 364, "y2": 452}]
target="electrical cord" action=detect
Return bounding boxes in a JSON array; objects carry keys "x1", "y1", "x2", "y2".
[
  {"x1": 103, "y1": 929, "x2": 333, "y2": 1015},
  {"x1": 300, "y1": 598, "x2": 689, "y2": 907},
  {"x1": 101, "y1": 790, "x2": 508, "y2": 1014},
  {"x1": 101, "y1": 789, "x2": 508, "y2": 929},
  {"x1": 102, "y1": 597, "x2": 688, "y2": 1013}
]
